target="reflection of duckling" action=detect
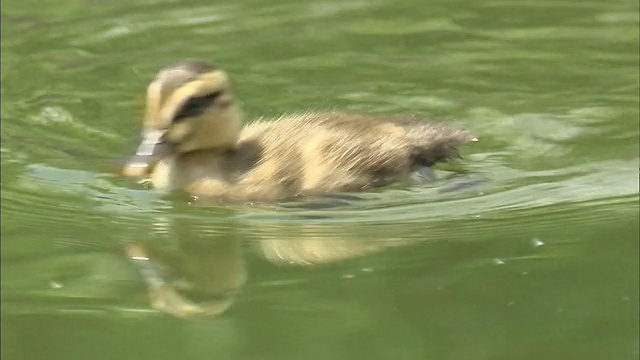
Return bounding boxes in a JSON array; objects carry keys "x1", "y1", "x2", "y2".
[
  {"x1": 126, "y1": 220, "x2": 418, "y2": 319},
  {"x1": 125, "y1": 242, "x2": 243, "y2": 318},
  {"x1": 122, "y1": 59, "x2": 477, "y2": 201}
]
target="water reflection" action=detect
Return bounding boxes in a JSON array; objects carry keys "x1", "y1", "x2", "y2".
[{"x1": 125, "y1": 203, "x2": 422, "y2": 318}]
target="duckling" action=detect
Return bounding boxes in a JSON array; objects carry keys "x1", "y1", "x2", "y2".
[{"x1": 122, "y1": 59, "x2": 477, "y2": 201}]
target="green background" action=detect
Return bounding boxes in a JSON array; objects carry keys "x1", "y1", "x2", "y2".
[{"x1": 1, "y1": 0, "x2": 638, "y2": 359}]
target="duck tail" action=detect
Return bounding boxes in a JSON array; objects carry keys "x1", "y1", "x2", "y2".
[{"x1": 410, "y1": 124, "x2": 478, "y2": 166}]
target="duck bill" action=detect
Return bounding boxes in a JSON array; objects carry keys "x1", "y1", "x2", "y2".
[{"x1": 122, "y1": 130, "x2": 172, "y2": 178}]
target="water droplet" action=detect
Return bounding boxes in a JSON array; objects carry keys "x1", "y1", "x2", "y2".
[{"x1": 531, "y1": 238, "x2": 544, "y2": 247}]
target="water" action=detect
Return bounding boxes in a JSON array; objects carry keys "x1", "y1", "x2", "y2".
[{"x1": 1, "y1": 0, "x2": 638, "y2": 359}]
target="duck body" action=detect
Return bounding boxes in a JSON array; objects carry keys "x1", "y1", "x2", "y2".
[{"x1": 122, "y1": 60, "x2": 476, "y2": 202}]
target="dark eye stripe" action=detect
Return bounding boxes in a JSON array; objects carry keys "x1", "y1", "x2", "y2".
[{"x1": 172, "y1": 91, "x2": 222, "y2": 122}]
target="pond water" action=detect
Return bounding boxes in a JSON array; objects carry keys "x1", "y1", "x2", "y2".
[{"x1": 1, "y1": 0, "x2": 639, "y2": 359}]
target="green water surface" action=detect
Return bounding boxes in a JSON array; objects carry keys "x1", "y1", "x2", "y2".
[{"x1": 1, "y1": 0, "x2": 639, "y2": 359}]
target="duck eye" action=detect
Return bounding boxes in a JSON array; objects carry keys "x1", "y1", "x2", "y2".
[{"x1": 173, "y1": 91, "x2": 223, "y2": 122}]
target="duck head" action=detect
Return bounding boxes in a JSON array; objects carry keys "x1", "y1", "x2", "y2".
[{"x1": 122, "y1": 59, "x2": 243, "y2": 177}]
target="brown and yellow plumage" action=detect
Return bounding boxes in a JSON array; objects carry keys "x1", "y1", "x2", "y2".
[{"x1": 122, "y1": 59, "x2": 476, "y2": 201}]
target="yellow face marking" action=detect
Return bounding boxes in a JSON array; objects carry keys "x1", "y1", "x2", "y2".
[
  {"x1": 144, "y1": 79, "x2": 164, "y2": 129},
  {"x1": 158, "y1": 71, "x2": 229, "y2": 126}
]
